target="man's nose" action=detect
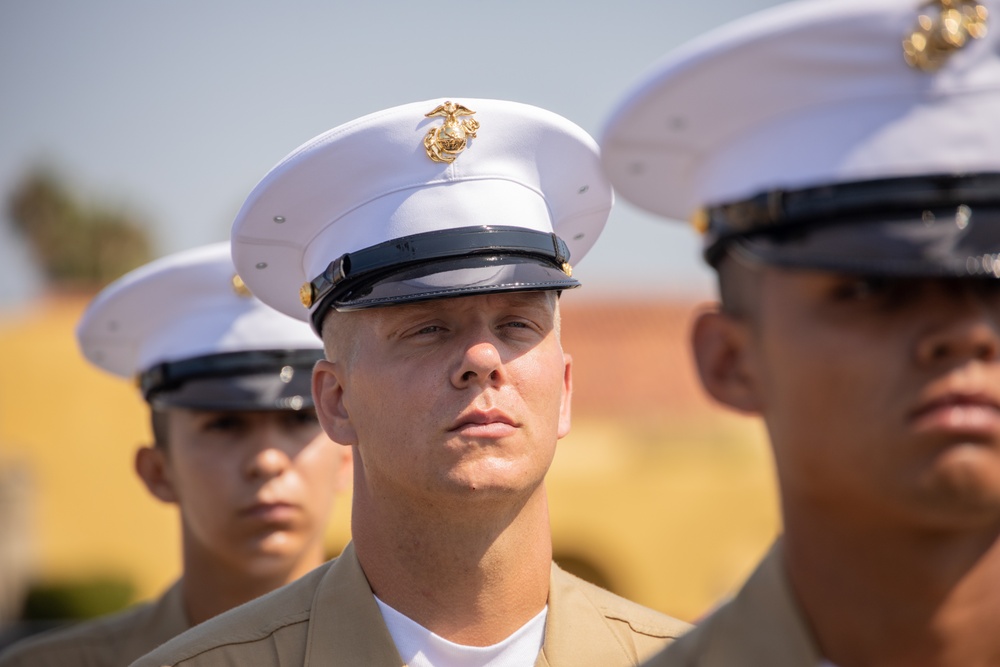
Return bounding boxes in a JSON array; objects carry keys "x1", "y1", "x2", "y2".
[
  {"x1": 244, "y1": 427, "x2": 293, "y2": 480},
  {"x1": 915, "y1": 288, "x2": 1000, "y2": 367},
  {"x1": 451, "y1": 339, "x2": 504, "y2": 389}
]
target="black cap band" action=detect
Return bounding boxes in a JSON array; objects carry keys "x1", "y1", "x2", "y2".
[
  {"x1": 140, "y1": 349, "x2": 324, "y2": 407},
  {"x1": 704, "y1": 172, "x2": 1000, "y2": 266},
  {"x1": 307, "y1": 225, "x2": 576, "y2": 330}
]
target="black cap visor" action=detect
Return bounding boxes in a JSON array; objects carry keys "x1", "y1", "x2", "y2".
[
  {"x1": 308, "y1": 226, "x2": 578, "y2": 331},
  {"x1": 723, "y1": 204, "x2": 1000, "y2": 278},
  {"x1": 142, "y1": 349, "x2": 323, "y2": 411},
  {"x1": 704, "y1": 174, "x2": 1000, "y2": 277},
  {"x1": 331, "y1": 255, "x2": 578, "y2": 309}
]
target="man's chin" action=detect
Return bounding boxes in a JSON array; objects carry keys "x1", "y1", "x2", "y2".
[
  {"x1": 242, "y1": 533, "x2": 309, "y2": 566},
  {"x1": 914, "y1": 451, "x2": 1000, "y2": 527}
]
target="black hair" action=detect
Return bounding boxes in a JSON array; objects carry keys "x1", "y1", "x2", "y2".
[
  {"x1": 150, "y1": 409, "x2": 170, "y2": 449},
  {"x1": 715, "y1": 250, "x2": 763, "y2": 318}
]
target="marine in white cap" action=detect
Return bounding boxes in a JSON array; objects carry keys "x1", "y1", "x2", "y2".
[
  {"x1": 130, "y1": 98, "x2": 689, "y2": 667},
  {"x1": 0, "y1": 243, "x2": 351, "y2": 667},
  {"x1": 602, "y1": 0, "x2": 1000, "y2": 665}
]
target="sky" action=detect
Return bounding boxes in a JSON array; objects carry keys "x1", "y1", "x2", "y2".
[{"x1": 0, "y1": 0, "x2": 790, "y2": 309}]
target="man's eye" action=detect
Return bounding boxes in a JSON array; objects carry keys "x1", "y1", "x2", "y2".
[
  {"x1": 204, "y1": 416, "x2": 244, "y2": 431},
  {"x1": 974, "y1": 279, "x2": 1000, "y2": 301},
  {"x1": 831, "y1": 276, "x2": 892, "y2": 301},
  {"x1": 830, "y1": 275, "x2": 918, "y2": 310}
]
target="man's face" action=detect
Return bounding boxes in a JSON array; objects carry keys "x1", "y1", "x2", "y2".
[
  {"x1": 146, "y1": 408, "x2": 348, "y2": 575},
  {"x1": 315, "y1": 291, "x2": 572, "y2": 512},
  {"x1": 742, "y1": 270, "x2": 1000, "y2": 529}
]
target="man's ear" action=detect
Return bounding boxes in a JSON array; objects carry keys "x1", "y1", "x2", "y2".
[
  {"x1": 557, "y1": 352, "x2": 572, "y2": 440},
  {"x1": 313, "y1": 359, "x2": 358, "y2": 446},
  {"x1": 134, "y1": 446, "x2": 179, "y2": 504},
  {"x1": 691, "y1": 307, "x2": 763, "y2": 414}
]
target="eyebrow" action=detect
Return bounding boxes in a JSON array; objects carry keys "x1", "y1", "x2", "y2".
[{"x1": 382, "y1": 293, "x2": 554, "y2": 327}]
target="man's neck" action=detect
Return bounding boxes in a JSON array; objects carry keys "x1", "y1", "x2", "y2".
[
  {"x1": 351, "y1": 483, "x2": 553, "y2": 647},
  {"x1": 783, "y1": 508, "x2": 1000, "y2": 667},
  {"x1": 179, "y1": 539, "x2": 326, "y2": 626}
]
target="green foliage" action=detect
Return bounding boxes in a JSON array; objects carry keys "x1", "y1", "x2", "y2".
[
  {"x1": 21, "y1": 577, "x2": 135, "y2": 620},
  {"x1": 7, "y1": 168, "x2": 154, "y2": 288}
]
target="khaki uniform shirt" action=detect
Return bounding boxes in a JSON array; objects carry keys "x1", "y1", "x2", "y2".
[
  {"x1": 642, "y1": 541, "x2": 823, "y2": 667},
  {"x1": 132, "y1": 542, "x2": 689, "y2": 667},
  {"x1": 0, "y1": 581, "x2": 189, "y2": 667}
]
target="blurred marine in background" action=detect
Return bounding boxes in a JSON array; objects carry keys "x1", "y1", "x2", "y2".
[
  {"x1": 603, "y1": 0, "x2": 1000, "y2": 665},
  {"x1": 0, "y1": 242, "x2": 351, "y2": 667}
]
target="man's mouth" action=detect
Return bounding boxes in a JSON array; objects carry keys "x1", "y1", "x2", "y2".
[
  {"x1": 240, "y1": 501, "x2": 300, "y2": 522},
  {"x1": 910, "y1": 392, "x2": 1000, "y2": 435},
  {"x1": 448, "y1": 409, "x2": 518, "y2": 437}
]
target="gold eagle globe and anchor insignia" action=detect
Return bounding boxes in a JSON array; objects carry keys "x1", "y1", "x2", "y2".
[
  {"x1": 423, "y1": 101, "x2": 480, "y2": 163},
  {"x1": 903, "y1": 0, "x2": 989, "y2": 72},
  {"x1": 299, "y1": 282, "x2": 315, "y2": 308},
  {"x1": 231, "y1": 274, "x2": 253, "y2": 298}
]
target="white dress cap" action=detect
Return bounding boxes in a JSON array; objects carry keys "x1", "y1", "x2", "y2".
[
  {"x1": 77, "y1": 242, "x2": 323, "y2": 409},
  {"x1": 601, "y1": 0, "x2": 1000, "y2": 276},
  {"x1": 231, "y1": 98, "x2": 612, "y2": 332}
]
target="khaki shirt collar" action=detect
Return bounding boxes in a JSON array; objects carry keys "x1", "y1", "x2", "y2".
[
  {"x1": 305, "y1": 542, "x2": 404, "y2": 666},
  {"x1": 536, "y1": 564, "x2": 644, "y2": 666},
  {"x1": 304, "y1": 545, "x2": 638, "y2": 667}
]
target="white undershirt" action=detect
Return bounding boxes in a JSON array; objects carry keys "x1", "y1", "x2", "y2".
[{"x1": 374, "y1": 595, "x2": 547, "y2": 667}]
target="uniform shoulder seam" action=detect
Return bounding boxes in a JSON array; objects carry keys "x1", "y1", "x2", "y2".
[
  {"x1": 569, "y1": 573, "x2": 690, "y2": 638},
  {"x1": 162, "y1": 611, "x2": 311, "y2": 665}
]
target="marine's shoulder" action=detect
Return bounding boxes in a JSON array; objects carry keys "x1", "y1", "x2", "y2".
[
  {"x1": 131, "y1": 561, "x2": 332, "y2": 667},
  {"x1": 643, "y1": 545, "x2": 817, "y2": 666},
  {"x1": 552, "y1": 566, "x2": 690, "y2": 639},
  {"x1": 0, "y1": 601, "x2": 159, "y2": 667},
  {"x1": 639, "y1": 602, "x2": 732, "y2": 666}
]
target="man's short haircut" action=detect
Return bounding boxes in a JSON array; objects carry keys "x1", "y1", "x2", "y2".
[
  {"x1": 320, "y1": 309, "x2": 360, "y2": 368},
  {"x1": 715, "y1": 251, "x2": 762, "y2": 319},
  {"x1": 151, "y1": 409, "x2": 169, "y2": 449}
]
